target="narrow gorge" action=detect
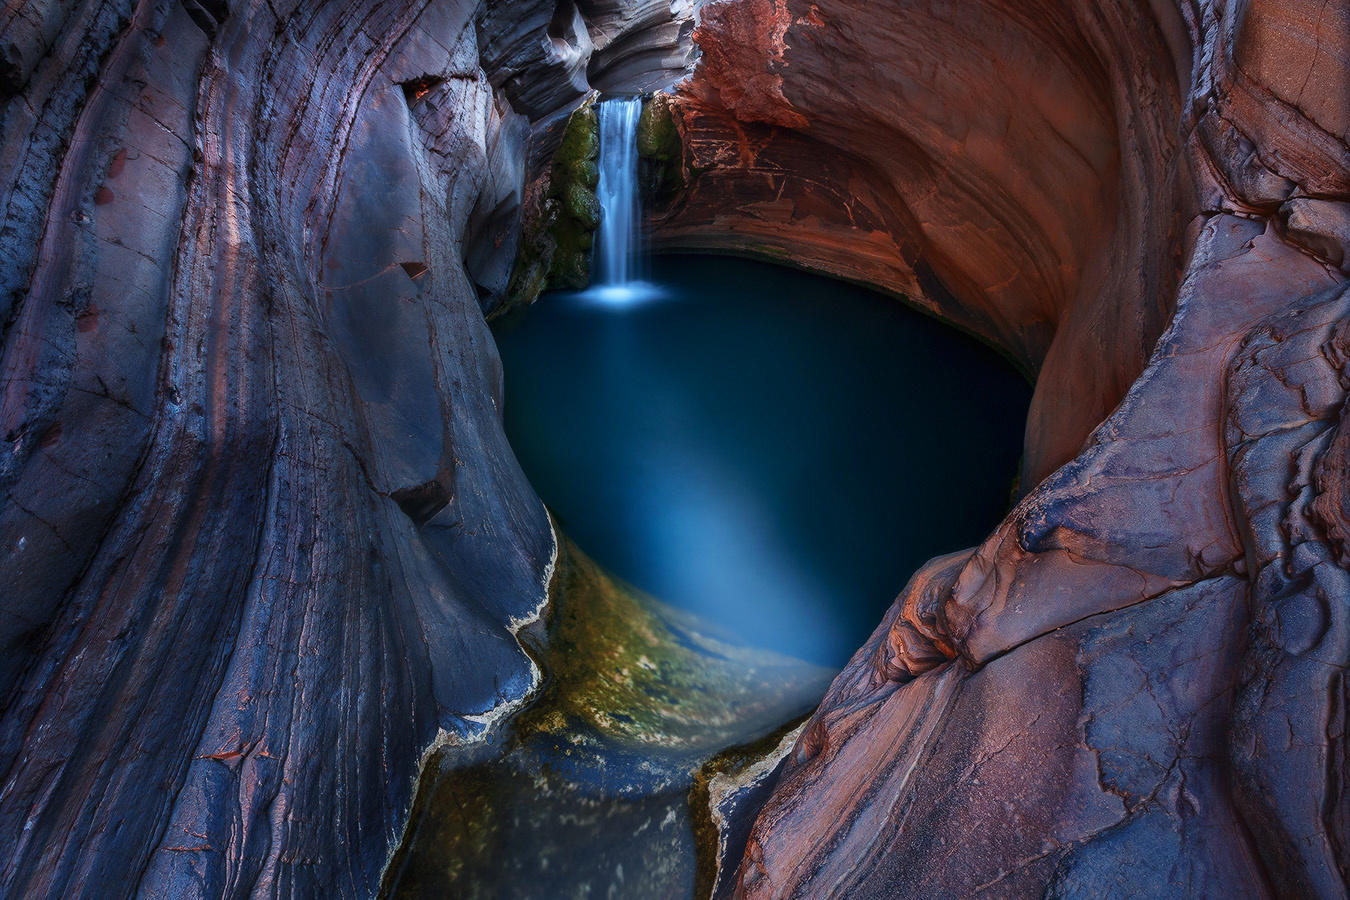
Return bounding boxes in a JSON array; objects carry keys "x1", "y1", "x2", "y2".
[{"x1": 0, "y1": 0, "x2": 1347, "y2": 898}]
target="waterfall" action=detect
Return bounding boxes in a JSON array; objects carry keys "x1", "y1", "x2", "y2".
[{"x1": 594, "y1": 97, "x2": 644, "y2": 290}]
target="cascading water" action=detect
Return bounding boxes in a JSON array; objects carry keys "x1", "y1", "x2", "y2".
[{"x1": 592, "y1": 98, "x2": 647, "y2": 299}]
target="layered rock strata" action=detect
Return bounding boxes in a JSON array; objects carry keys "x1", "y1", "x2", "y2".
[
  {"x1": 0, "y1": 0, "x2": 689, "y2": 896},
  {"x1": 2, "y1": 0, "x2": 1348, "y2": 896},
  {"x1": 650, "y1": 1, "x2": 1350, "y2": 896}
]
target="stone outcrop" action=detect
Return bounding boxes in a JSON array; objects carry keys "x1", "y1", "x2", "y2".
[
  {"x1": 477, "y1": 0, "x2": 696, "y2": 121},
  {"x1": 504, "y1": 99, "x2": 601, "y2": 306},
  {"x1": 0, "y1": 0, "x2": 691, "y2": 896},
  {"x1": 650, "y1": 1, "x2": 1350, "y2": 896}
]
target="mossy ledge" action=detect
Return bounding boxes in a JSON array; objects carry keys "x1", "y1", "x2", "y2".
[
  {"x1": 637, "y1": 92, "x2": 688, "y2": 203},
  {"x1": 498, "y1": 99, "x2": 601, "y2": 316}
]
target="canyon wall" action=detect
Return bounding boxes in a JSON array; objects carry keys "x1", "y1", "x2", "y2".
[
  {"x1": 2, "y1": 0, "x2": 1348, "y2": 896},
  {"x1": 0, "y1": 0, "x2": 686, "y2": 896},
  {"x1": 651, "y1": 1, "x2": 1350, "y2": 896}
]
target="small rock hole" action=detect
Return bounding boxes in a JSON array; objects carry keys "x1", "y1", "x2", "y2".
[
  {"x1": 400, "y1": 75, "x2": 445, "y2": 106},
  {"x1": 390, "y1": 480, "x2": 452, "y2": 526}
]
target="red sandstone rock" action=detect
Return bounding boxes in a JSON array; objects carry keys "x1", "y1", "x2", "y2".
[{"x1": 655, "y1": 1, "x2": 1350, "y2": 896}]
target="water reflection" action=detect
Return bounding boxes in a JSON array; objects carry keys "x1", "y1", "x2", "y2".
[
  {"x1": 579, "y1": 281, "x2": 667, "y2": 307},
  {"x1": 493, "y1": 255, "x2": 1032, "y2": 666}
]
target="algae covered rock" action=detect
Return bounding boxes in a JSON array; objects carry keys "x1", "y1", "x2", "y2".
[
  {"x1": 637, "y1": 92, "x2": 686, "y2": 199},
  {"x1": 546, "y1": 101, "x2": 602, "y2": 290},
  {"x1": 561, "y1": 180, "x2": 600, "y2": 228},
  {"x1": 382, "y1": 536, "x2": 832, "y2": 899},
  {"x1": 500, "y1": 98, "x2": 603, "y2": 310}
]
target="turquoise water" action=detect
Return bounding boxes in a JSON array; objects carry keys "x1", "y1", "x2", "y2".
[{"x1": 493, "y1": 255, "x2": 1031, "y2": 666}]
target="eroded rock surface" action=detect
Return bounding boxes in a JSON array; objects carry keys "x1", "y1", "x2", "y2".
[
  {"x1": 652, "y1": 1, "x2": 1350, "y2": 896},
  {"x1": 383, "y1": 538, "x2": 831, "y2": 899},
  {"x1": 0, "y1": 0, "x2": 690, "y2": 896},
  {"x1": 3, "y1": 0, "x2": 1348, "y2": 896},
  {"x1": 477, "y1": 0, "x2": 696, "y2": 120}
]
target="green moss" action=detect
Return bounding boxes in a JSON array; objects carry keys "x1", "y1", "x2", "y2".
[
  {"x1": 381, "y1": 534, "x2": 833, "y2": 899},
  {"x1": 636, "y1": 95, "x2": 678, "y2": 160},
  {"x1": 497, "y1": 99, "x2": 602, "y2": 312},
  {"x1": 544, "y1": 102, "x2": 601, "y2": 291},
  {"x1": 553, "y1": 104, "x2": 599, "y2": 174},
  {"x1": 637, "y1": 93, "x2": 687, "y2": 199},
  {"x1": 573, "y1": 158, "x2": 599, "y2": 189},
  {"x1": 560, "y1": 181, "x2": 599, "y2": 227},
  {"x1": 519, "y1": 538, "x2": 830, "y2": 753}
]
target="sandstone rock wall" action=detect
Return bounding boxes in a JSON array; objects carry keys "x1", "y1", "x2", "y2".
[
  {"x1": 654, "y1": 1, "x2": 1350, "y2": 896},
  {"x1": 0, "y1": 0, "x2": 688, "y2": 895},
  {"x1": 2, "y1": 0, "x2": 1347, "y2": 895},
  {"x1": 654, "y1": 0, "x2": 1348, "y2": 489}
]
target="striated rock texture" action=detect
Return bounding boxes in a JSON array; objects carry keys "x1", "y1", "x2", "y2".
[
  {"x1": 3, "y1": 0, "x2": 1347, "y2": 897},
  {"x1": 0, "y1": 0, "x2": 689, "y2": 897},
  {"x1": 477, "y1": 0, "x2": 696, "y2": 121},
  {"x1": 653, "y1": 1, "x2": 1350, "y2": 897}
]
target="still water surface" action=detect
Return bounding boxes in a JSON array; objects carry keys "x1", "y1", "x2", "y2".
[{"x1": 493, "y1": 255, "x2": 1032, "y2": 666}]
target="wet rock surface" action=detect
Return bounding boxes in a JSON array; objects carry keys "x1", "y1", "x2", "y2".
[
  {"x1": 653, "y1": 0, "x2": 1350, "y2": 896},
  {"x1": 2, "y1": 0, "x2": 1348, "y2": 897},
  {"x1": 0, "y1": 0, "x2": 689, "y2": 896},
  {"x1": 382, "y1": 537, "x2": 830, "y2": 899}
]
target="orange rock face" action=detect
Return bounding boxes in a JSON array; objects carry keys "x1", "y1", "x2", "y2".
[{"x1": 654, "y1": 0, "x2": 1350, "y2": 896}]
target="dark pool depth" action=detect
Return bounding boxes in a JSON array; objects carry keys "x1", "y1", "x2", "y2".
[{"x1": 493, "y1": 255, "x2": 1032, "y2": 666}]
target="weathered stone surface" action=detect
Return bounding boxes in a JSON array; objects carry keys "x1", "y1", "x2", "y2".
[
  {"x1": 0, "y1": 0, "x2": 563, "y2": 896},
  {"x1": 652, "y1": 1, "x2": 1350, "y2": 896},
  {"x1": 0, "y1": 0, "x2": 703, "y2": 892},
  {"x1": 476, "y1": 0, "x2": 694, "y2": 120},
  {"x1": 581, "y1": 0, "x2": 697, "y2": 96},
  {"x1": 4, "y1": 0, "x2": 1349, "y2": 896}
]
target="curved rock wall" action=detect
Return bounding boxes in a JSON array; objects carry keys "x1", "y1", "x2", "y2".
[
  {"x1": 654, "y1": 0, "x2": 1195, "y2": 487},
  {"x1": 0, "y1": 0, "x2": 689, "y2": 895},
  {"x1": 653, "y1": 1, "x2": 1350, "y2": 896},
  {"x1": 477, "y1": 0, "x2": 696, "y2": 120},
  {"x1": 0, "y1": 1, "x2": 558, "y2": 895},
  {"x1": 2, "y1": 0, "x2": 1347, "y2": 896}
]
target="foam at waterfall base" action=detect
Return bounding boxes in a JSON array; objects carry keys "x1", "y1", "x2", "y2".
[{"x1": 581, "y1": 280, "x2": 667, "y2": 307}]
